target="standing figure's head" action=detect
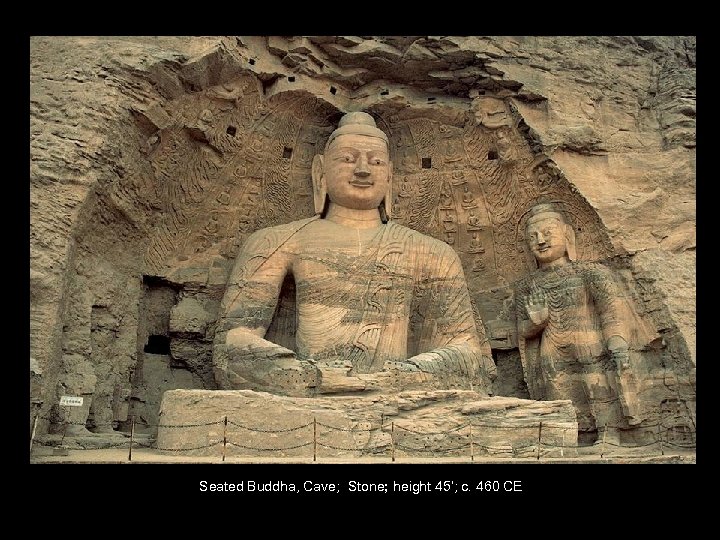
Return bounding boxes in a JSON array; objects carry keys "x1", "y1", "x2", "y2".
[
  {"x1": 312, "y1": 112, "x2": 393, "y2": 221},
  {"x1": 525, "y1": 203, "x2": 577, "y2": 267}
]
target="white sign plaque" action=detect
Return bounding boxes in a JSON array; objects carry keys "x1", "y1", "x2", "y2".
[{"x1": 59, "y1": 396, "x2": 83, "y2": 407}]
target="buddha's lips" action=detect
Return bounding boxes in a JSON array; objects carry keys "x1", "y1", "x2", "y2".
[{"x1": 349, "y1": 180, "x2": 374, "y2": 187}]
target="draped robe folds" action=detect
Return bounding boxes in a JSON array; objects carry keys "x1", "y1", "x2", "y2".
[
  {"x1": 214, "y1": 216, "x2": 494, "y2": 392},
  {"x1": 514, "y1": 261, "x2": 656, "y2": 431}
]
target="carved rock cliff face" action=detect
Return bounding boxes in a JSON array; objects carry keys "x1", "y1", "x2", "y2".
[{"x1": 30, "y1": 36, "x2": 695, "y2": 438}]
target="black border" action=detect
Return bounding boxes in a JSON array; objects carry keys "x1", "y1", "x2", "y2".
[{"x1": 25, "y1": 32, "x2": 700, "y2": 514}]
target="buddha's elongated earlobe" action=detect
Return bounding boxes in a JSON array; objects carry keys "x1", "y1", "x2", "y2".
[
  {"x1": 312, "y1": 154, "x2": 327, "y2": 215},
  {"x1": 382, "y1": 161, "x2": 393, "y2": 221},
  {"x1": 565, "y1": 223, "x2": 577, "y2": 261}
]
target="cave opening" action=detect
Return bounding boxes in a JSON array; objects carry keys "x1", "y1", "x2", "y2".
[{"x1": 144, "y1": 334, "x2": 170, "y2": 355}]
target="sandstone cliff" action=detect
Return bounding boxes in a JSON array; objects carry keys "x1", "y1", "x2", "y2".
[{"x1": 30, "y1": 36, "x2": 695, "y2": 440}]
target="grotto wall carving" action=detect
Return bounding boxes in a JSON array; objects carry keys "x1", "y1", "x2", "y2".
[{"x1": 30, "y1": 36, "x2": 695, "y2": 451}]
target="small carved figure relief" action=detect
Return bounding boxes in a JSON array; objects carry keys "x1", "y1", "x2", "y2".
[
  {"x1": 400, "y1": 149, "x2": 418, "y2": 171},
  {"x1": 295, "y1": 143, "x2": 316, "y2": 165},
  {"x1": 466, "y1": 210, "x2": 482, "y2": 231},
  {"x1": 216, "y1": 189, "x2": 231, "y2": 206},
  {"x1": 495, "y1": 126, "x2": 518, "y2": 164},
  {"x1": 439, "y1": 125, "x2": 464, "y2": 165},
  {"x1": 439, "y1": 185, "x2": 454, "y2": 209},
  {"x1": 461, "y1": 186, "x2": 477, "y2": 209},
  {"x1": 398, "y1": 180, "x2": 413, "y2": 198},
  {"x1": 442, "y1": 211, "x2": 457, "y2": 232},
  {"x1": 450, "y1": 170, "x2": 467, "y2": 186},
  {"x1": 467, "y1": 233, "x2": 485, "y2": 254},
  {"x1": 204, "y1": 212, "x2": 220, "y2": 235}
]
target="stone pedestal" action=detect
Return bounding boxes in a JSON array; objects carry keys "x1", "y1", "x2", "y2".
[{"x1": 157, "y1": 389, "x2": 578, "y2": 458}]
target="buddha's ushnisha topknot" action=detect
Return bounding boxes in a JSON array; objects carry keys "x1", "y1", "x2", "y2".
[{"x1": 325, "y1": 112, "x2": 388, "y2": 151}]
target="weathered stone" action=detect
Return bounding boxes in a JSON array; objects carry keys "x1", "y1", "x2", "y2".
[
  {"x1": 511, "y1": 203, "x2": 693, "y2": 445},
  {"x1": 130, "y1": 353, "x2": 205, "y2": 434},
  {"x1": 169, "y1": 297, "x2": 211, "y2": 335},
  {"x1": 29, "y1": 37, "x2": 695, "y2": 458},
  {"x1": 212, "y1": 112, "x2": 496, "y2": 398},
  {"x1": 157, "y1": 389, "x2": 578, "y2": 458}
]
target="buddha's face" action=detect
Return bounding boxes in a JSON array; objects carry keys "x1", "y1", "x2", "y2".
[
  {"x1": 322, "y1": 134, "x2": 390, "y2": 211},
  {"x1": 526, "y1": 214, "x2": 567, "y2": 264}
]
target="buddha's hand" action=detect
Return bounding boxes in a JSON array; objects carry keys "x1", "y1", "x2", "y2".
[
  {"x1": 607, "y1": 335, "x2": 630, "y2": 370},
  {"x1": 525, "y1": 283, "x2": 549, "y2": 327},
  {"x1": 383, "y1": 359, "x2": 422, "y2": 372},
  {"x1": 226, "y1": 328, "x2": 288, "y2": 354},
  {"x1": 404, "y1": 352, "x2": 441, "y2": 374},
  {"x1": 224, "y1": 330, "x2": 320, "y2": 395}
]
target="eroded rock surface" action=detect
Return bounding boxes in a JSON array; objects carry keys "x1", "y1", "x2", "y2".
[{"x1": 30, "y1": 37, "x2": 695, "y2": 451}]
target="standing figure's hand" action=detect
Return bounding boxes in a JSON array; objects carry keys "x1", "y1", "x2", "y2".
[{"x1": 525, "y1": 283, "x2": 549, "y2": 327}]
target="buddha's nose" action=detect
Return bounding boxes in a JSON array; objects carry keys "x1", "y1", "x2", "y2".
[
  {"x1": 354, "y1": 155, "x2": 371, "y2": 177},
  {"x1": 536, "y1": 232, "x2": 546, "y2": 244}
]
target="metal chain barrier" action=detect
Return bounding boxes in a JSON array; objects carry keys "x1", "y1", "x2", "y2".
[
  {"x1": 315, "y1": 421, "x2": 376, "y2": 432},
  {"x1": 227, "y1": 419, "x2": 313, "y2": 433},
  {"x1": 316, "y1": 441, "x2": 366, "y2": 452},
  {"x1": 511, "y1": 442, "x2": 539, "y2": 451},
  {"x1": 394, "y1": 423, "x2": 468, "y2": 435},
  {"x1": 30, "y1": 411, "x2": 695, "y2": 460},
  {"x1": 468, "y1": 422, "x2": 542, "y2": 430},
  {"x1": 395, "y1": 441, "x2": 471, "y2": 453},
  {"x1": 157, "y1": 420, "x2": 224, "y2": 428},
  {"x1": 227, "y1": 440, "x2": 312, "y2": 451},
  {"x1": 600, "y1": 439, "x2": 660, "y2": 448},
  {"x1": 663, "y1": 440, "x2": 697, "y2": 449},
  {"x1": 129, "y1": 440, "x2": 155, "y2": 449},
  {"x1": 155, "y1": 441, "x2": 222, "y2": 452}
]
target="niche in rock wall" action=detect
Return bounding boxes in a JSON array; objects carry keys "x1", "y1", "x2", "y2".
[
  {"x1": 137, "y1": 275, "x2": 177, "y2": 350},
  {"x1": 129, "y1": 276, "x2": 204, "y2": 433},
  {"x1": 144, "y1": 335, "x2": 170, "y2": 354},
  {"x1": 168, "y1": 288, "x2": 222, "y2": 388},
  {"x1": 85, "y1": 304, "x2": 127, "y2": 432},
  {"x1": 124, "y1": 72, "x2": 693, "y2": 443},
  {"x1": 491, "y1": 349, "x2": 529, "y2": 399}
]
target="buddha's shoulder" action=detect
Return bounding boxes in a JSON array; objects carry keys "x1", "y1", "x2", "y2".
[
  {"x1": 386, "y1": 222, "x2": 457, "y2": 253},
  {"x1": 571, "y1": 260, "x2": 615, "y2": 278},
  {"x1": 243, "y1": 217, "x2": 319, "y2": 249}
]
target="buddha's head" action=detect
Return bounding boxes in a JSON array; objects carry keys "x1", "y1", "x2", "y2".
[
  {"x1": 312, "y1": 112, "x2": 393, "y2": 221},
  {"x1": 525, "y1": 203, "x2": 576, "y2": 267}
]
